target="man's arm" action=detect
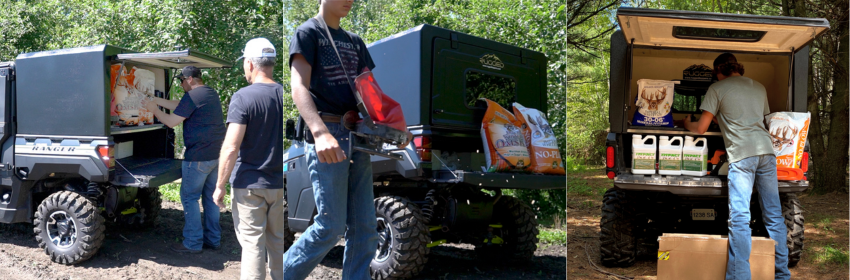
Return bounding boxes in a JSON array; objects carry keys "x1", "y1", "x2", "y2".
[
  {"x1": 144, "y1": 100, "x2": 185, "y2": 128},
  {"x1": 684, "y1": 111, "x2": 715, "y2": 135},
  {"x1": 213, "y1": 123, "x2": 246, "y2": 208},
  {"x1": 291, "y1": 54, "x2": 346, "y2": 164},
  {"x1": 153, "y1": 97, "x2": 180, "y2": 110}
]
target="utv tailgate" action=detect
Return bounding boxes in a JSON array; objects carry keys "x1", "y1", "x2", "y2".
[
  {"x1": 434, "y1": 171, "x2": 565, "y2": 190},
  {"x1": 617, "y1": 7, "x2": 829, "y2": 52},
  {"x1": 112, "y1": 157, "x2": 182, "y2": 188},
  {"x1": 614, "y1": 174, "x2": 808, "y2": 195}
]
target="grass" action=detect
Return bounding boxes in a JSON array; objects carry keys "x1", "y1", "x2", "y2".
[
  {"x1": 159, "y1": 182, "x2": 232, "y2": 210},
  {"x1": 566, "y1": 177, "x2": 608, "y2": 198},
  {"x1": 810, "y1": 213, "x2": 836, "y2": 233},
  {"x1": 812, "y1": 245, "x2": 850, "y2": 266},
  {"x1": 538, "y1": 227, "x2": 566, "y2": 246}
]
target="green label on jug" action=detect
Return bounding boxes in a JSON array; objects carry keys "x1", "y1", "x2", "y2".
[
  {"x1": 659, "y1": 159, "x2": 681, "y2": 171},
  {"x1": 634, "y1": 159, "x2": 655, "y2": 170},
  {"x1": 682, "y1": 154, "x2": 706, "y2": 171}
]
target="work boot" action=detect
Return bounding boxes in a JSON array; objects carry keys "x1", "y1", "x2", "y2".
[{"x1": 202, "y1": 243, "x2": 221, "y2": 250}]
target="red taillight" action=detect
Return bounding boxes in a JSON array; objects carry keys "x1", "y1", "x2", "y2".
[
  {"x1": 606, "y1": 146, "x2": 615, "y2": 168},
  {"x1": 801, "y1": 152, "x2": 809, "y2": 172},
  {"x1": 97, "y1": 145, "x2": 115, "y2": 169},
  {"x1": 412, "y1": 136, "x2": 432, "y2": 162},
  {"x1": 607, "y1": 171, "x2": 615, "y2": 180}
]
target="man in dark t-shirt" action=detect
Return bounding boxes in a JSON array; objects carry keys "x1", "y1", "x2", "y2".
[
  {"x1": 212, "y1": 37, "x2": 284, "y2": 280},
  {"x1": 283, "y1": 1, "x2": 409, "y2": 280},
  {"x1": 144, "y1": 65, "x2": 225, "y2": 254}
]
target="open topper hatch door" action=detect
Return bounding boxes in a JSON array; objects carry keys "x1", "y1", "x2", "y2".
[
  {"x1": 116, "y1": 49, "x2": 231, "y2": 69},
  {"x1": 617, "y1": 7, "x2": 829, "y2": 52}
]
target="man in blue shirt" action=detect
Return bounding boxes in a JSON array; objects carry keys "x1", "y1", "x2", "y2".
[{"x1": 144, "y1": 66, "x2": 225, "y2": 254}]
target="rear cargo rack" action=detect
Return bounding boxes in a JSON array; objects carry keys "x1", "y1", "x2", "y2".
[
  {"x1": 112, "y1": 157, "x2": 181, "y2": 188},
  {"x1": 432, "y1": 170, "x2": 565, "y2": 190},
  {"x1": 614, "y1": 173, "x2": 808, "y2": 195},
  {"x1": 111, "y1": 124, "x2": 165, "y2": 135}
]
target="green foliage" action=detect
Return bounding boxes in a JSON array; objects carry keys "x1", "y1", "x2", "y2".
[
  {"x1": 538, "y1": 227, "x2": 567, "y2": 245},
  {"x1": 565, "y1": 156, "x2": 587, "y2": 172},
  {"x1": 465, "y1": 71, "x2": 516, "y2": 109},
  {"x1": 566, "y1": 1, "x2": 615, "y2": 166},
  {"x1": 160, "y1": 182, "x2": 232, "y2": 210}
]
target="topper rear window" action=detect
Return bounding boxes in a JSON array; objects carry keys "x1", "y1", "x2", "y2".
[{"x1": 672, "y1": 26, "x2": 767, "y2": 42}]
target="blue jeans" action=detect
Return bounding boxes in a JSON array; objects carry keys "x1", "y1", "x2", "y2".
[
  {"x1": 181, "y1": 160, "x2": 221, "y2": 250},
  {"x1": 283, "y1": 122, "x2": 378, "y2": 280},
  {"x1": 727, "y1": 155, "x2": 789, "y2": 280}
]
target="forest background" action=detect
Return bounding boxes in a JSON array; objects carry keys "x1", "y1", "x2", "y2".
[{"x1": 568, "y1": 0, "x2": 849, "y2": 194}]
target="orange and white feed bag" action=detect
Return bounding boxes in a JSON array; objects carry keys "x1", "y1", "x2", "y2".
[
  {"x1": 110, "y1": 65, "x2": 155, "y2": 126},
  {"x1": 765, "y1": 112, "x2": 810, "y2": 168},
  {"x1": 512, "y1": 103, "x2": 565, "y2": 175},
  {"x1": 480, "y1": 99, "x2": 530, "y2": 172}
]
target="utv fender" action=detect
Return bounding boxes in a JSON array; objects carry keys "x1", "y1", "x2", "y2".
[{"x1": 15, "y1": 155, "x2": 108, "y2": 182}]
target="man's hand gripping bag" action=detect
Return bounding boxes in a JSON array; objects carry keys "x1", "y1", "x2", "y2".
[
  {"x1": 512, "y1": 103, "x2": 565, "y2": 175},
  {"x1": 480, "y1": 99, "x2": 530, "y2": 172}
]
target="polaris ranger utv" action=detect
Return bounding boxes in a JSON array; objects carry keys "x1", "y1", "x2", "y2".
[
  {"x1": 283, "y1": 24, "x2": 565, "y2": 280},
  {"x1": 602, "y1": 8, "x2": 828, "y2": 268},
  {"x1": 0, "y1": 45, "x2": 230, "y2": 264}
]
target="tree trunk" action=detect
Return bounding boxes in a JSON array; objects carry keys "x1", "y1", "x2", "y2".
[{"x1": 817, "y1": 21, "x2": 850, "y2": 193}]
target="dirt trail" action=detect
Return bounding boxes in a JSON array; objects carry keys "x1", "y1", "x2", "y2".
[
  {"x1": 298, "y1": 233, "x2": 567, "y2": 280},
  {"x1": 567, "y1": 168, "x2": 849, "y2": 280},
  {"x1": 0, "y1": 201, "x2": 275, "y2": 280}
]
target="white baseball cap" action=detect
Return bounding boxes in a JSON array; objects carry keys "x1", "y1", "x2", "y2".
[{"x1": 236, "y1": 37, "x2": 276, "y2": 61}]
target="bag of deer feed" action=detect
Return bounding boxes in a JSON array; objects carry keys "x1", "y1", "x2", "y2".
[
  {"x1": 765, "y1": 112, "x2": 811, "y2": 168},
  {"x1": 480, "y1": 99, "x2": 530, "y2": 172},
  {"x1": 512, "y1": 103, "x2": 564, "y2": 175},
  {"x1": 632, "y1": 79, "x2": 679, "y2": 127},
  {"x1": 110, "y1": 66, "x2": 156, "y2": 126}
]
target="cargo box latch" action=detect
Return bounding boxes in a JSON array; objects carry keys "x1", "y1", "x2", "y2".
[{"x1": 451, "y1": 33, "x2": 458, "y2": 49}]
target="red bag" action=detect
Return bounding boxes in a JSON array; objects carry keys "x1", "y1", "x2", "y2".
[{"x1": 355, "y1": 71, "x2": 407, "y2": 132}]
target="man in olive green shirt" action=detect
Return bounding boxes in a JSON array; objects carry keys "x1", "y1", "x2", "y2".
[{"x1": 684, "y1": 53, "x2": 789, "y2": 280}]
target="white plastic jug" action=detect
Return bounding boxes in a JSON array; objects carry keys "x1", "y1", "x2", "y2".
[
  {"x1": 632, "y1": 135, "x2": 657, "y2": 175},
  {"x1": 682, "y1": 136, "x2": 708, "y2": 176},
  {"x1": 659, "y1": 136, "x2": 683, "y2": 176}
]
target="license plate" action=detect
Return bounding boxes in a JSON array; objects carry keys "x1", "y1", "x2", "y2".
[{"x1": 691, "y1": 209, "x2": 716, "y2": 221}]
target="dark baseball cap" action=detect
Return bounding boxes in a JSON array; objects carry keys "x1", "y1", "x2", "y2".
[{"x1": 175, "y1": 66, "x2": 202, "y2": 80}]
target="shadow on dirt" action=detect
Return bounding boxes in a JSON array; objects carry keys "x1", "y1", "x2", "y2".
[{"x1": 314, "y1": 243, "x2": 567, "y2": 280}]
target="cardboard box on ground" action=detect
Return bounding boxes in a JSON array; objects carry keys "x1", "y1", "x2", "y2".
[{"x1": 657, "y1": 233, "x2": 775, "y2": 280}]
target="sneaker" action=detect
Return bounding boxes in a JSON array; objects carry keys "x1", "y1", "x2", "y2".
[
  {"x1": 170, "y1": 243, "x2": 202, "y2": 254},
  {"x1": 202, "y1": 243, "x2": 221, "y2": 250}
]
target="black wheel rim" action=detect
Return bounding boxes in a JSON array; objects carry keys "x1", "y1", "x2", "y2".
[
  {"x1": 375, "y1": 217, "x2": 394, "y2": 263},
  {"x1": 47, "y1": 211, "x2": 77, "y2": 249}
]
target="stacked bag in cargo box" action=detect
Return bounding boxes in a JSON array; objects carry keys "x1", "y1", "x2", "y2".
[{"x1": 479, "y1": 99, "x2": 564, "y2": 175}]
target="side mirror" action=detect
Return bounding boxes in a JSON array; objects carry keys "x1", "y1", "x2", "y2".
[{"x1": 285, "y1": 119, "x2": 296, "y2": 140}]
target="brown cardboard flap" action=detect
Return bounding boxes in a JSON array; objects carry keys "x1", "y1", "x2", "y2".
[{"x1": 657, "y1": 234, "x2": 776, "y2": 280}]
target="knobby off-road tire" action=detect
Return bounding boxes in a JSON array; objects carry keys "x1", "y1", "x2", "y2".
[
  {"x1": 475, "y1": 195, "x2": 539, "y2": 262},
  {"x1": 33, "y1": 191, "x2": 106, "y2": 265},
  {"x1": 371, "y1": 196, "x2": 430, "y2": 280},
  {"x1": 600, "y1": 188, "x2": 637, "y2": 267},
  {"x1": 782, "y1": 193, "x2": 804, "y2": 267},
  {"x1": 283, "y1": 199, "x2": 295, "y2": 252},
  {"x1": 137, "y1": 187, "x2": 162, "y2": 228}
]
